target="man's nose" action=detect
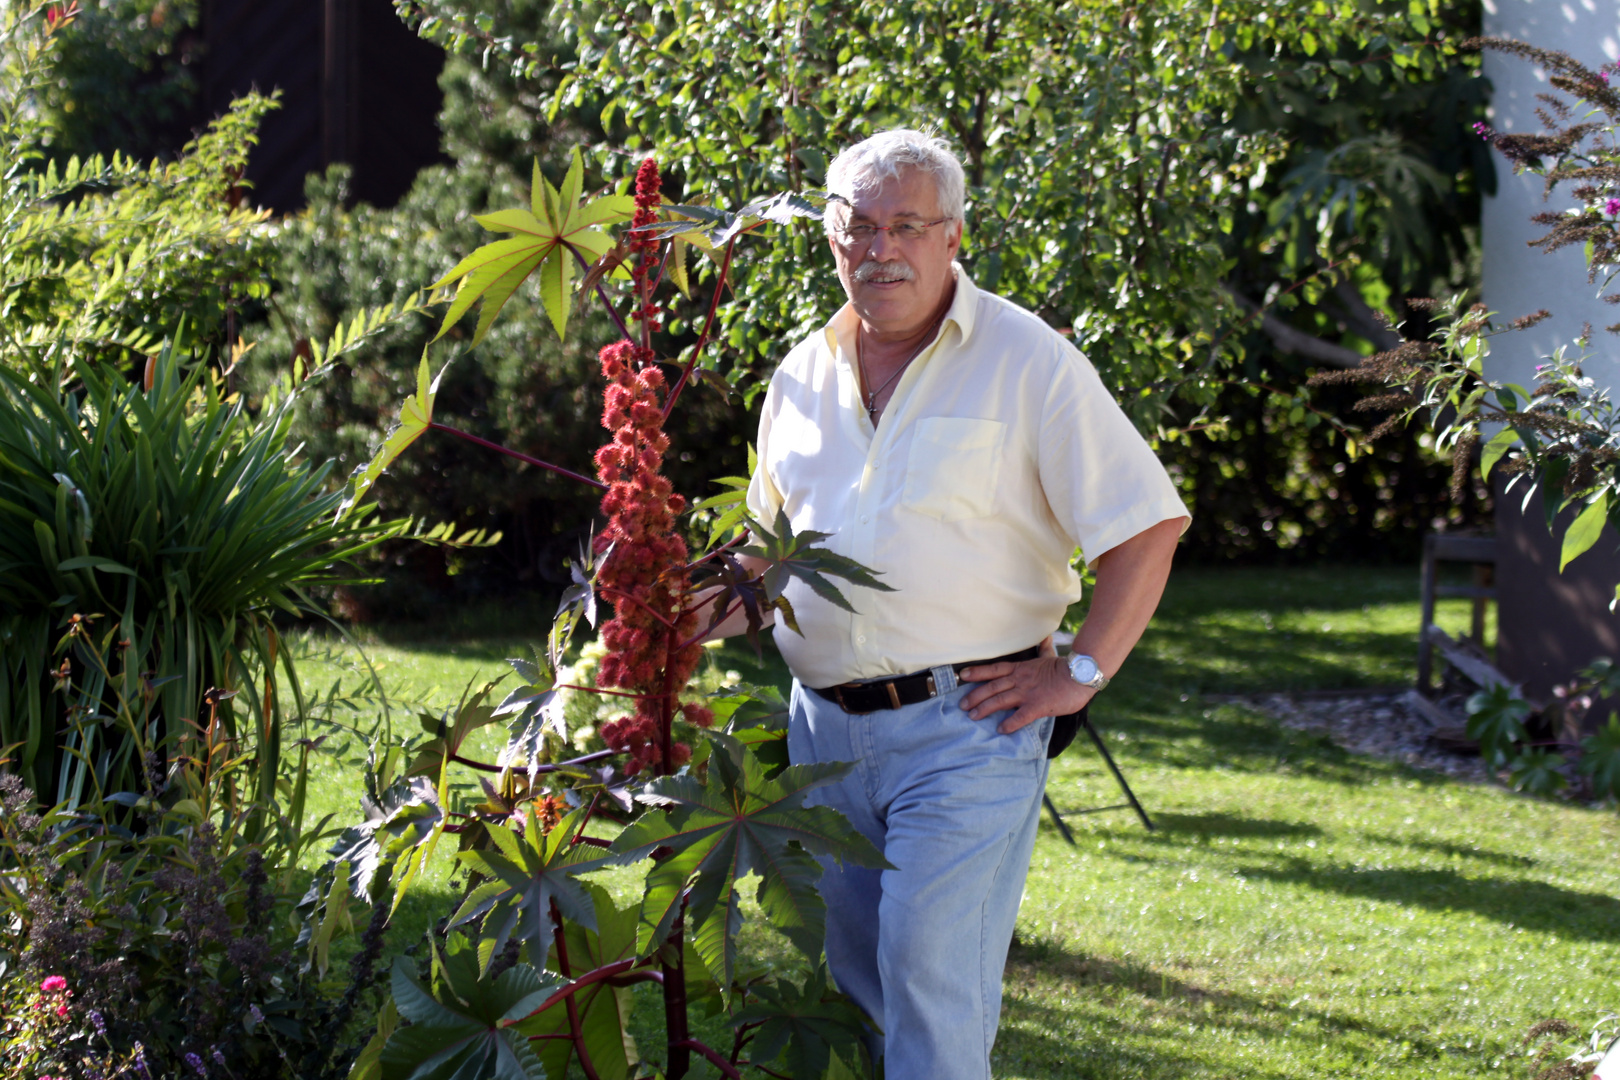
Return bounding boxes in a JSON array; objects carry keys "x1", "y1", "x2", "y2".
[{"x1": 867, "y1": 228, "x2": 902, "y2": 262}]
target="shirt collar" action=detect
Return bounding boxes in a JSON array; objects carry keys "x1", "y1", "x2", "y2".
[{"x1": 823, "y1": 262, "x2": 979, "y2": 358}]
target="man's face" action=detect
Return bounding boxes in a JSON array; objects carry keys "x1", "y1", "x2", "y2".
[{"x1": 829, "y1": 168, "x2": 963, "y2": 339}]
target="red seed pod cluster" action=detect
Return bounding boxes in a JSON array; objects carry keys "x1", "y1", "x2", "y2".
[
  {"x1": 591, "y1": 157, "x2": 709, "y2": 774},
  {"x1": 629, "y1": 157, "x2": 663, "y2": 333}
]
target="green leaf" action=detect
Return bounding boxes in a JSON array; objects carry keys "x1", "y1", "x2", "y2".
[
  {"x1": 1508, "y1": 748, "x2": 1568, "y2": 795},
  {"x1": 729, "y1": 963, "x2": 876, "y2": 1079},
  {"x1": 1479, "y1": 426, "x2": 1517, "y2": 481},
  {"x1": 610, "y1": 739, "x2": 890, "y2": 987},
  {"x1": 1579, "y1": 716, "x2": 1620, "y2": 798},
  {"x1": 449, "y1": 806, "x2": 619, "y2": 974},
  {"x1": 1464, "y1": 685, "x2": 1532, "y2": 767},
  {"x1": 380, "y1": 953, "x2": 560, "y2": 1080},
  {"x1": 340, "y1": 351, "x2": 444, "y2": 519},
  {"x1": 325, "y1": 775, "x2": 445, "y2": 902},
  {"x1": 516, "y1": 883, "x2": 642, "y2": 1080},
  {"x1": 1561, "y1": 490, "x2": 1609, "y2": 572},
  {"x1": 432, "y1": 150, "x2": 635, "y2": 344}
]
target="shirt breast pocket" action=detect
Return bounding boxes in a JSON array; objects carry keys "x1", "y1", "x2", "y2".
[{"x1": 902, "y1": 417, "x2": 1005, "y2": 522}]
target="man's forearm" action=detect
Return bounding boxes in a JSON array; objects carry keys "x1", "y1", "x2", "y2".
[
  {"x1": 959, "y1": 515, "x2": 1185, "y2": 730},
  {"x1": 1069, "y1": 515, "x2": 1185, "y2": 678}
]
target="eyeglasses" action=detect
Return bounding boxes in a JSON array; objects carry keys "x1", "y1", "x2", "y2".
[{"x1": 834, "y1": 218, "x2": 950, "y2": 245}]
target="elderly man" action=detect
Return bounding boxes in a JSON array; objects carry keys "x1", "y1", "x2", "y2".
[{"x1": 728, "y1": 130, "x2": 1188, "y2": 1078}]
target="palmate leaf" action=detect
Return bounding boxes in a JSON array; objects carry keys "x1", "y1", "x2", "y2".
[
  {"x1": 431, "y1": 149, "x2": 634, "y2": 343},
  {"x1": 380, "y1": 951, "x2": 561, "y2": 1080},
  {"x1": 340, "y1": 350, "x2": 445, "y2": 520},
  {"x1": 408, "y1": 680, "x2": 503, "y2": 780},
  {"x1": 1465, "y1": 684, "x2": 1533, "y2": 767},
  {"x1": 449, "y1": 805, "x2": 620, "y2": 975},
  {"x1": 514, "y1": 883, "x2": 641, "y2": 1080},
  {"x1": 610, "y1": 738, "x2": 890, "y2": 989},
  {"x1": 1579, "y1": 716, "x2": 1620, "y2": 798},
  {"x1": 729, "y1": 963, "x2": 876, "y2": 1080},
  {"x1": 742, "y1": 508, "x2": 895, "y2": 626},
  {"x1": 323, "y1": 775, "x2": 445, "y2": 902},
  {"x1": 638, "y1": 190, "x2": 831, "y2": 248}
]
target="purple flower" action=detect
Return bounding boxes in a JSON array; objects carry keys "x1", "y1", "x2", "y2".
[
  {"x1": 88, "y1": 1009, "x2": 105, "y2": 1036},
  {"x1": 247, "y1": 1004, "x2": 264, "y2": 1025},
  {"x1": 1602, "y1": 71, "x2": 1611, "y2": 83},
  {"x1": 212, "y1": 1047, "x2": 226, "y2": 1066},
  {"x1": 133, "y1": 1043, "x2": 152, "y2": 1080},
  {"x1": 184, "y1": 1051, "x2": 207, "y2": 1077},
  {"x1": 1606, "y1": 197, "x2": 1620, "y2": 217},
  {"x1": 1472, "y1": 121, "x2": 1495, "y2": 141}
]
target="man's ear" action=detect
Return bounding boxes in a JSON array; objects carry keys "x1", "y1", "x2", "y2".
[{"x1": 945, "y1": 219, "x2": 964, "y2": 259}]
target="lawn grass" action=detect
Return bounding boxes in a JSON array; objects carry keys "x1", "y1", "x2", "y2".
[{"x1": 285, "y1": 565, "x2": 1618, "y2": 1079}]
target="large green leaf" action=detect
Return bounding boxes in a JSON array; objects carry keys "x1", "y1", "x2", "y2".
[
  {"x1": 449, "y1": 805, "x2": 620, "y2": 974},
  {"x1": 324, "y1": 775, "x2": 445, "y2": 901},
  {"x1": 1579, "y1": 716, "x2": 1620, "y2": 798},
  {"x1": 729, "y1": 963, "x2": 875, "y2": 1080},
  {"x1": 1464, "y1": 685, "x2": 1532, "y2": 767},
  {"x1": 379, "y1": 951, "x2": 562, "y2": 1080},
  {"x1": 515, "y1": 883, "x2": 642, "y2": 1080},
  {"x1": 610, "y1": 738, "x2": 890, "y2": 988},
  {"x1": 431, "y1": 149, "x2": 634, "y2": 343}
]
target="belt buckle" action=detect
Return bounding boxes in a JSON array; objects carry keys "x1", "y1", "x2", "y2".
[{"x1": 833, "y1": 685, "x2": 871, "y2": 715}]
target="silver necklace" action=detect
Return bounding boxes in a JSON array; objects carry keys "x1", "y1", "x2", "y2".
[{"x1": 858, "y1": 318, "x2": 942, "y2": 420}]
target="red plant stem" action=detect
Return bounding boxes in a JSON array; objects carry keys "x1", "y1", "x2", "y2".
[
  {"x1": 674, "y1": 597, "x2": 742, "y2": 654},
  {"x1": 661, "y1": 234, "x2": 739, "y2": 421},
  {"x1": 658, "y1": 622, "x2": 679, "y2": 777},
  {"x1": 599, "y1": 588, "x2": 679, "y2": 631},
  {"x1": 671, "y1": 1040, "x2": 742, "y2": 1080},
  {"x1": 662, "y1": 904, "x2": 690, "y2": 1079},
  {"x1": 568, "y1": 244, "x2": 636, "y2": 346},
  {"x1": 683, "y1": 531, "x2": 751, "y2": 571},
  {"x1": 428, "y1": 422, "x2": 606, "y2": 490},
  {"x1": 447, "y1": 748, "x2": 620, "y2": 776},
  {"x1": 550, "y1": 900, "x2": 602, "y2": 1080},
  {"x1": 558, "y1": 683, "x2": 642, "y2": 699},
  {"x1": 522, "y1": 958, "x2": 640, "y2": 1018},
  {"x1": 571, "y1": 834, "x2": 613, "y2": 849},
  {"x1": 605, "y1": 969, "x2": 664, "y2": 987}
]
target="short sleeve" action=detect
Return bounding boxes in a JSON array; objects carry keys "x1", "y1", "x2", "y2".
[{"x1": 1038, "y1": 346, "x2": 1190, "y2": 561}]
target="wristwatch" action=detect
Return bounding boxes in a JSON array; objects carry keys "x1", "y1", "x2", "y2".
[{"x1": 1066, "y1": 653, "x2": 1110, "y2": 691}]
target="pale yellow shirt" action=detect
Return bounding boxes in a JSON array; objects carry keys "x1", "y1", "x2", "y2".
[{"x1": 746, "y1": 266, "x2": 1189, "y2": 688}]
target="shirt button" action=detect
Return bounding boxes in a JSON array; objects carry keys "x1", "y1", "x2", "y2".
[
  {"x1": 857, "y1": 635, "x2": 866, "y2": 643},
  {"x1": 860, "y1": 515, "x2": 869, "y2": 523}
]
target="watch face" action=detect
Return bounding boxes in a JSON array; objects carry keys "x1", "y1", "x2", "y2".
[{"x1": 1069, "y1": 655, "x2": 1100, "y2": 685}]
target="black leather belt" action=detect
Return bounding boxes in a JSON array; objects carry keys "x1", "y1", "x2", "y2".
[{"x1": 811, "y1": 646, "x2": 1041, "y2": 714}]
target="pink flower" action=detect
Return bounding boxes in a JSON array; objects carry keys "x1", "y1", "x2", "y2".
[
  {"x1": 1606, "y1": 197, "x2": 1620, "y2": 217},
  {"x1": 39, "y1": 976, "x2": 66, "y2": 994}
]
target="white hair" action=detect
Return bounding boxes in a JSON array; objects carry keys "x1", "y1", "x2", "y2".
[{"x1": 823, "y1": 129, "x2": 966, "y2": 238}]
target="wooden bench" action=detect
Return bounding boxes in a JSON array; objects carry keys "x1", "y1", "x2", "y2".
[{"x1": 1417, "y1": 533, "x2": 1498, "y2": 694}]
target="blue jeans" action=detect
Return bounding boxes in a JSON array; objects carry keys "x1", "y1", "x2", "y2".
[{"x1": 788, "y1": 681, "x2": 1052, "y2": 1080}]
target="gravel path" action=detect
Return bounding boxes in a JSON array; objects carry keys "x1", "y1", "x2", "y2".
[{"x1": 1227, "y1": 689, "x2": 1493, "y2": 784}]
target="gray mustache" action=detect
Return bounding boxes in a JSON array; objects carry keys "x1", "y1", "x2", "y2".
[{"x1": 852, "y1": 260, "x2": 916, "y2": 284}]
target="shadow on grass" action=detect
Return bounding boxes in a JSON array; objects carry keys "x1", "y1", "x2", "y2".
[
  {"x1": 1238, "y1": 860, "x2": 1620, "y2": 940},
  {"x1": 1142, "y1": 811, "x2": 1323, "y2": 839},
  {"x1": 998, "y1": 934, "x2": 1441, "y2": 1075},
  {"x1": 1361, "y1": 834, "x2": 1537, "y2": 869}
]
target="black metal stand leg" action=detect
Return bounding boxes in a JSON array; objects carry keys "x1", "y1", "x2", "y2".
[
  {"x1": 1080, "y1": 715, "x2": 1154, "y2": 831},
  {"x1": 1043, "y1": 793, "x2": 1077, "y2": 847}
]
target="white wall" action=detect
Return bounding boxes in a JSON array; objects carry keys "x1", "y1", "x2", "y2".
[{"x1": 1481, "y1": 0, "x2": 1620, "y2": 393}]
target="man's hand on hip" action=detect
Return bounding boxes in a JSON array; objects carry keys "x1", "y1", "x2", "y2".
[{"x1": 960, "y1": 636, "x2": 1093, "y2": 734}]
